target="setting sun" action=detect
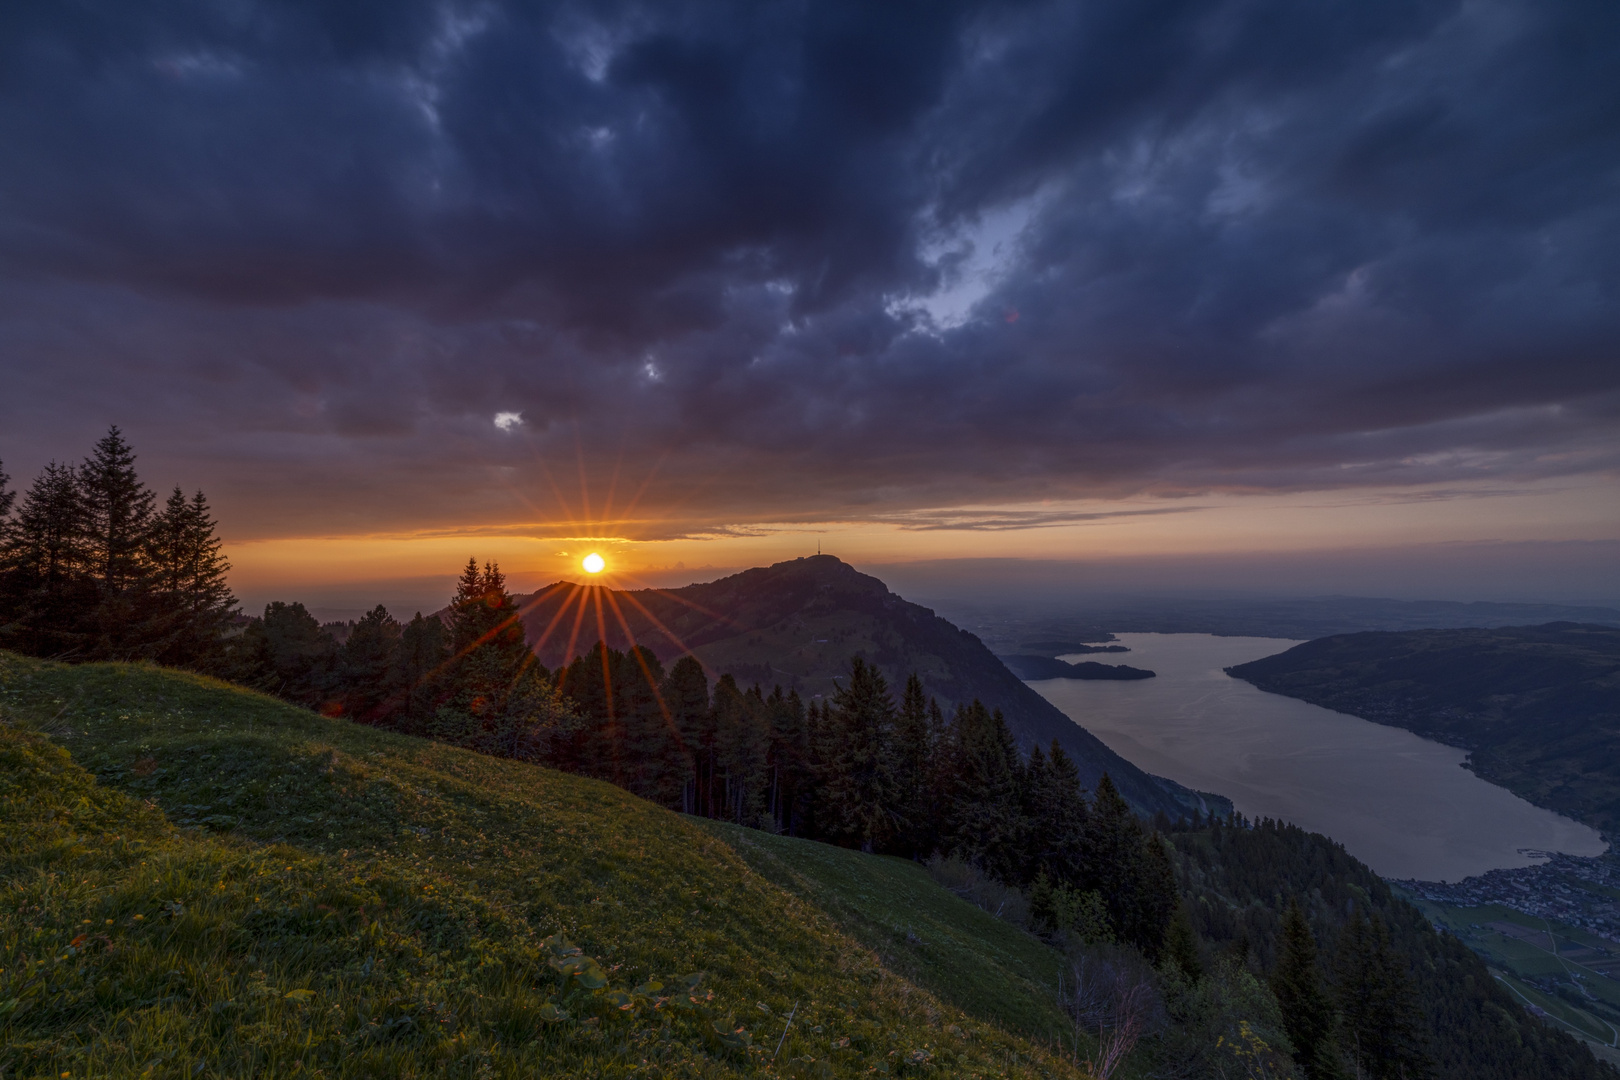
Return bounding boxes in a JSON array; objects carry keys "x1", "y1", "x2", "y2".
[{"x1": 582, "y1": 552, "x2": 606, "y2": 574}]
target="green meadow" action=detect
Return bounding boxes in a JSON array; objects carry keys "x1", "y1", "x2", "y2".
[{"x1": 0, "y1": 653, "x2": 1088, "y2": 1079}]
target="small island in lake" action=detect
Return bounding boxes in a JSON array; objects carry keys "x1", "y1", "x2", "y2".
[{"x1": 999, "y1": 654, "x2": 1156, "y2": 680}]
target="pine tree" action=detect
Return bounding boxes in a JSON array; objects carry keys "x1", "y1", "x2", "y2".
[
  {"x1": 663, "y1": 656, "x2": 711, "y2": 815},
  {"x1": 1080, "y1": 774, "x2": 1176, "y2": 958},
  {"x1": 1273, "y1": 898, "x2": 1343, "y2": 1080},
  {"x1": 802, "y1": 698, "x2": 828, "y2": 833},
  {"x1": 78, "y1": 427, "x2": 155, "y2": 656},
  {"x1": 442, "y1": 559, "x2": 530, "y2": 723},
  {"x1": 0, "y1": 458, "x2": 11, "y2": 623},
  {"x1": 1335, "y1": 910, "x2": 1433, "y2": 1080},
  {"x1": 2, "y1": 462, "x2": 92, "y2": 655},
  {"x1": 145, "y1": 488, "x2": 237, "y2": 667},
  {"x1": 1164, "y1": 904, "x2": 1205, "y2": 983},
  {"x1": 394, "y1": 612, "x2": 449, "y2": 732},
  {"x1": 819, "y1": 657, "x2": 898, "y2": 852},
  {"x1": 616, "y1": 645, "x2": 680, "y2": 806},
  {"x1": 265, "y1": 601, "x2": 339, "y2": 706},
  {"x1": 890, "y1": 673, "x2": 936, "y2": 856},
  {"x1": 714, "y1": 678, "x2": 770, "y2": 826},
  {"x1": 561, "y1": 640, "x2": 622, "y2": 781},
  {"x1": 0, "y1": 457, "x2": 13, "y2": 530},
  {"x1": 1023, "y1": 740, "x2": 1090, "y2": 886},
  {"x1": 764, "y1": 686, "x2": 812, "y2": 834},
  {"x1": 341, "y1": 605, "x2": 402, "y2": 721},
  {"x1": 1129, "y1": 830, "x2": 1180, "y2": 961},
  {"x1": 940, "y1": 700, "x2": 1025, "y2": 881}
]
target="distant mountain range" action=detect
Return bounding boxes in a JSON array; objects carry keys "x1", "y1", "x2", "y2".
[
  {"x1": 513, "y1": 555, "x2": 1223, "y2": 820},
  {"x1": 1228, "y1": 623, "x2": 1620, "y2": 835},
  {"x1": 935, "y1": 595, "x2": 1620, "y2": 648}
]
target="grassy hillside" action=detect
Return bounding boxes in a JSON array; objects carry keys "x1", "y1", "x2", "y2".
[
  {"x1": 515, "y1": 555, "x2": 1219, "y2": 820},
  {"x1": 0, "y1": 652, "x2": 1086, "y2": 1079},
  {"x1": 1227, "y1": 622, "x2": 1620, "y2": 833},
  {"x1": 703, "y1": 826, "x2": 1070, "y2": 1049}
]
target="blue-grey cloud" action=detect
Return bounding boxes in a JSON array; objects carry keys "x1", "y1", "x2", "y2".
[{"x1": 0, "y1": 0, "x2": 1615, "y2": 535}]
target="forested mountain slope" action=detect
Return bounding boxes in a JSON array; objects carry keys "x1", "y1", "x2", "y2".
[
  {"x1": 1167, "y1": 816, "x2": 1614, "y2": 1080},
  {"x1": 1228, "y1": 622, "x2": 1620, "y2": 833},
  {"x1": 516, "y1": 555, "x2": 1217, "y2": 819}
]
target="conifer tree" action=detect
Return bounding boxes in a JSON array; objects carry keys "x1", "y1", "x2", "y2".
[
  {"x1": 714, "y1": 678, "x2": 770, "y2": 826},
  {"x1": 1082, "y1": 774, "x2": 1137, "y2": 894},
  {"x1": 341, "y1": 605, "x2": 402, "y2": 721},
  {"x1": 251, "y1": 601, "x2": 339, "y2": 707},
  {"x1": 562, "y1": 641, "x2": 622, "y2": 781},
  {"x1": 442, "y1": 559, "x2": 529, "y2": 722},
  {"x1": 1080, "y1": 774, "x2": 1177, "y2": 959},
  {"x1": 764, "y1": 685, "x2": 812, "y2": 834},
  {"x1": 146, "y1": 487, "x2": 237, "y2": 667},
  {"x1": 2, "y1": 462, "x2": 92, "y2": 655},
  {"x1": 78, "y1": 428, "x2": 156, "y2": 655},
  {"x1": 801, "y1": 698, "x2": 828, "y2": 832},
  {"x1": 1273, "y1": 898, "x2": 1343, "y2": 1080},
  {"x1": 941, "y1": 700, "x2": 1025, "y2": 880},
  {"x1": 889, "y1": 673, "x2": 936, "y2": 855},
  {"x1": 819, "y1": 657, "x2": 898, "y2": 851},
  {"x1": 1129, "y1": 830, "x2": 1180, "y2": 961},
  {"x1": 0, "y1": 457, "x2": 13, "y2": 531},
  {"x1": 1023, "y1": 740, "x2": 1090, "y2": 885},
  {"x1": 1164, "y1": 905, "x2": 1205, "y2": 983},
  {"x1": 1335, "y1": 910, "x2": 1433, "y2": 1080},
  {"x1": 616, "y1": 644, "x2": 680, "y2": 806},
  {"x1": 0, "y1": 458, "x2": 11, "y2": 625},
  {"x1": 663, "y1": 656, "x2": 711, "y2": 815},
  {"x1": 395, "y1": 612, "x2": 449, "y2": 731}
]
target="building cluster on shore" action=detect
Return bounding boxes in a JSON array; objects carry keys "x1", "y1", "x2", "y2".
[{"x1": 1396, "y1": 852, "x2": 1620, "y2": 944}]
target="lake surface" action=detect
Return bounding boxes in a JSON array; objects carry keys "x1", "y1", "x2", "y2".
[{"x1": 1030, "y1": 633, "x2": 1606, "y2": 882}]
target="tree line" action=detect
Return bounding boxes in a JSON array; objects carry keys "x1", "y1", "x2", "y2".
[
  {"x1": 208, "y1": 558, "x2": 1182, "y2": 961},
  {"x1": 0, "y1": 429, "x2": 235, "y2": 665}
]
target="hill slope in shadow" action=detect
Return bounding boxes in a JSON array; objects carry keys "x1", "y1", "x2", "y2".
[
  {"x1": 1228, "y1": 622, "x2": 1620, "y2": 833},
  {"x1": 516, "y1": 555, "x2": 1220, "y2": 819}
]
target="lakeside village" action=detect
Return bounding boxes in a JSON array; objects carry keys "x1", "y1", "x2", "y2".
[{"x1": 1397, "y1": 851, "x2": 1620, "y2": 947}]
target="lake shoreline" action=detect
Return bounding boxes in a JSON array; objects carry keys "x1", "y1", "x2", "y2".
[{"x1": 1030, "y1": 632, "x2": 1605, "y2": 882}]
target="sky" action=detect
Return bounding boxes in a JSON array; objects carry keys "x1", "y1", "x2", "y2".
[{"x1": 1, "y1": 0, "x2": 1617, "y2": 615}]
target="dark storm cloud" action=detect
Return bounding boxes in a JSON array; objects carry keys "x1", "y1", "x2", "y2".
[{"x1": 0, "y1": 0, "x2": 1616, "y2": 534}]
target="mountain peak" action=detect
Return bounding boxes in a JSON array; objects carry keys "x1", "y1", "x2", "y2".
[
  {"x1": 685, "y1": 554, "x2": 891, "y2": 600},
  {"x1": 515, "y1": 556, "x2": 1215, "y2": 819}
]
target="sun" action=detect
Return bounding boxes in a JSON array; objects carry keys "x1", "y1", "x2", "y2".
[{"x1": 582, "y1": 552, "x2": 606, "y2": 575}]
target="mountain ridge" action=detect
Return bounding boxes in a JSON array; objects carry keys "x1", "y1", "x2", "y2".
[{"x1": 514, "y1": 555, "x2": 1222, "y2": 820}]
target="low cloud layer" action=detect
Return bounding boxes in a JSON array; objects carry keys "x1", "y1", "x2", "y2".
[{"x1": 1, "y1": 0, "x2": 1616, "y2": 538}]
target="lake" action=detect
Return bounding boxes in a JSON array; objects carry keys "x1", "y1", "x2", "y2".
[{"x1": 1029, "y1": 633, "x2": 1607, "y2": 882}]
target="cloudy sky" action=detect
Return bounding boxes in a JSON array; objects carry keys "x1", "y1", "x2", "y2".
[{"x1": 2, "y1": 0, "x2": 1616, "y2": 609}]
